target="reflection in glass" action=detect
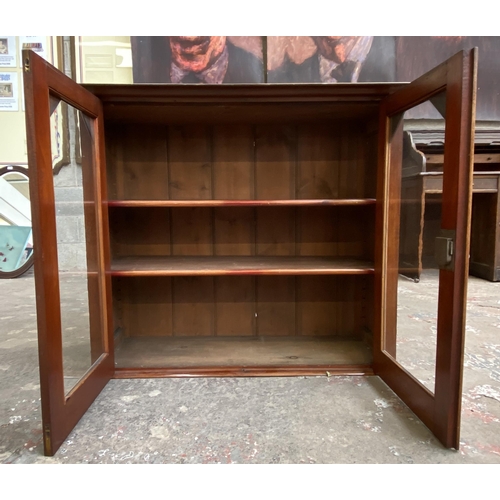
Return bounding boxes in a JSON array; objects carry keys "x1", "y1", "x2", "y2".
[
  {"x1": 0, "y1": 167, "x2": 33, "y2": 275},
  {"x1": 387, "y1": 93, "x2": 447, "y2": 393},
  {"x1": 50, "y1": 99, "x2": 104, "y2": 394}
]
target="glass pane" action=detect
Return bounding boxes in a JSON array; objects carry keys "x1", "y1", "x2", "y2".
[
  {"x1": 0, "y1": 167, "x2": 33, "y2": 273},
  {"x1": 50, "y1": 99, "x2": 104, "y2": 395},
  {"x1": 385, "y1": 92, "x2": 447, "y2": 393}
]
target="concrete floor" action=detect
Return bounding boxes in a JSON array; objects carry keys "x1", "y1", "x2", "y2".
[{"x1": 1, "y1": 269, "x2": 500, "y2": 463}]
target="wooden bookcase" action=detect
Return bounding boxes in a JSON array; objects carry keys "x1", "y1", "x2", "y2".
[{"x1": 23, "y1": 49, "x2": 477, "y2": 455}]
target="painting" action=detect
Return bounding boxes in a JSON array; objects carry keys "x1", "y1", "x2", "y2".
[
  {"x1": 395, "y1": 36, "x2": 500, "y2": 121},
  {"x1": 267, "y1": 36, "x2": 396, "y2": 83},
  {"x1": 131, "y1": 36, "x2": 264, "y2": 83}
]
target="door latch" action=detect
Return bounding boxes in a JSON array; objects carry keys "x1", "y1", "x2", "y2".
[{"x1": 435, "y1": 229, "x2": 455, "y2": 270}]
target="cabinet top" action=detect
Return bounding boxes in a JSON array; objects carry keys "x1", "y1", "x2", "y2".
[{"x1": 83, "y1": 82, "x2": 406, "y2": 104}]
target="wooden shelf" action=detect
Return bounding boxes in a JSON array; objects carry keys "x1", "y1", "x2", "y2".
[
  {"x1": 110, "y1": 256, "x2": 375, "y2": 276},
  {"x1": 114, "y1": 336, "x2": 373, "y2": 370},
  {"x1": 108, "y1": 199, "x2": 377, "y2": 208}
]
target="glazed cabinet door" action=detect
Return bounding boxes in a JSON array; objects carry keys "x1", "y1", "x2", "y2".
[
  {"x1": 374, "y1": 49, "x2": 477, "y2": 448},
  {"x1": 23, "y1": 50, "x2": 114, "y2": 455}
]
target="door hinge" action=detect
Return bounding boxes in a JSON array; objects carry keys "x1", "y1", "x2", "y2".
[{"x1": 435, "y1": 229, "x2": 455, "y2": 270}]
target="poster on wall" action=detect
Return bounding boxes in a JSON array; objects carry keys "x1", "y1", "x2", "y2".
[
  {"x1": 0, "y1": 72, "x2": 19, "y2": 111},
  {"x1": 18, "y1": 36, "x2": 48, "y2": 65},
  {"x1": 130, "y1": 36, "x2": 265, "y2": 83},
  {"x1": 0, "y1": 37, "x2": 17, "y2": 68},
  {"x1": 267, "y1": 36, "x2": 396, "y2": 83}
]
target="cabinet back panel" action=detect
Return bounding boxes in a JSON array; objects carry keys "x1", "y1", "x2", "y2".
[
  {"x1": 168, "y1": 126, "x2": 212, "y2": 199},
  {"x1": 109, "y1": 207, "x2": 171, "y2": 257},
  {"x1": 215, "y1": 276, "x2": 255, "y2": 337},
  {"x1": 114, "y1": 276, "x2": 372, "y2": 339},
  {"x1": 255, "y1": 207, "x2": 296, "y2": 256},
  {"x1": 214, "y1": 207, "x2": 255, "y2": 256},
  {"x1": 106, "y1": 125, "x2": 169, "y2": 200},
  {"x1": 212, "y1": 125, "x2": 255, "y2": 199},
  {"x1": 170, "y1": 207, "x2": 213, "y2": 256},
  {"x1": 118, "y1": 276, "x2": 173, "y2": 337},
  {"x1": 109, "y1": 206, "x2": 374, "y2": 260},
  {"x1": 105, "y1": 121, "x2": 377, "y2": 201},
  {"x1": 297, "y1": 123, "x2": 340, "y2": 199}
]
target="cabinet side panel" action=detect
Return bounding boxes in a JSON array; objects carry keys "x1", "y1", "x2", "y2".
[
  {"x1": 109, "y1": 207, "x2": 171, "y2": 257},
  {"x1": 120, "y1": 277, "x2": 173, "y2": 337},
  {"x1": 105, "y1": 125, "x2": 169, "y2": 200},
  {"x1": 172, "y1": 276, "x2": 214, "y2": 336},
  {"x1": 256, "y1": 276, "x2": 296, "y2": 336},
  {"x1": 296, "y1": 122, "x2": 340, "y2": 199},
  {"x1": 214, "y1": 207, "x2": 255, "y2": 256},
  {"x1": 215, "y1": 276, "x2": 255, "y2": 337},
  {"x1": 171, "y1": 207, "x2": 213, "y2": 256},
  {"x1": 256, "y1": 206, "x2": 296, "y2": 256},
  {"x1": 212, "y1": 125, "x2": 255, "y2": 199},
  {"x1": 255, "y1": 125, "x2": 296, "y2": 199},
  {"x1": 168, "y1": 125, "x2": 212, "y2": 200}
]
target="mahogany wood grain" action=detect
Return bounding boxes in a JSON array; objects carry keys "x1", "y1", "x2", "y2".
[
  {"x1": 168, "y1": 125, "x2": 212, "y2": 200},
  {"x1": 172, "y1": 276, "x2": 215, "y2": 336},
  {"x1": 23, "y1": 50, "x2": 113, "y2": 456},
  {"x1": 374, "y1": 49, "x2": 477, "y2": 450},
  {"x1": 214, "y1": 276, "x2": 255, "y2": 336},
  {"x1": 109, "y1": 207, "x2": 171, "y2": 257},
  {"x1": 214, "y1": 207, "x2": 255, "y2": 256},
  {"x1": 105, "y1": 125, "x2": 169, "y2": 200},
  {"x1": 120, "y1": 276, "x2": 173, "y2": 337},
  {"x1": 107, "y1": 199, "x2": 377, "y2": 207},
  {"x1": 296, "y1": 122, "x2": 340, "y2": 199},
  {"x1": 256, "y1": 276, "x2": 296, "y2": 336},
  {"x1": 212, "y1": 124, "x2": 254, "y2": 199},
  {"x1": 114, "y1": 365, "x2": 374, "y2": 378},
  {"x1": 170, "y1": 207, "x2": 212, "y2": 256},
  {"x1": 110, "y1": 256, "x2": 375, "y2": 276},
  {"x1": 255, "y1": 206, "x2": 296, "y2": 256},
  {"x1": 114, "y1": 336, "x2": 373, "y2": 368},
  {"x1": 255, "y1": 125, "x2": 296, "y2": 200}
]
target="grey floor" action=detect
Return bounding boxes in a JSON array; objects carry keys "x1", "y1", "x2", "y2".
[{"x1": 1, "y1": 269, "x2": 500, "y2": 464}]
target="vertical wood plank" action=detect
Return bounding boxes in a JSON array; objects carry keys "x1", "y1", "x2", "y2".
[
  {"x1": 256, "y1": 207, "x2": 295, "y2": 255},
  {"x1": 296, "y1": 206, "x2": 338, "y2": 256},
  {"x1": 109, "y1": 207, "x2": 171, "y2": 257},
  {"x1": 168, "y1": 125, "x2": 212, "y2": 200},
  {"x1": 214, "y1": 207, "x2": 254, "y2": 255},
  {"x1": 171, "y1": 207, "x2": 213, "y2": 255},
  {"x1": 172, "y1": 276, "x2": 214, "y2": 336},
  {"x1": 256, "y1": 276, "x2": 295, "y2": 336},
  {"x1": 255, "y1": 125, "x2": 296, "y2": 199},
  {"x1": 212, "y1": 124, "x2": 254, "y2": 199},
  {"x1": 296, "y1": 122, "x2": 340, "y2": 199},
  {"x1": 106, "y1": 124, "x2": 169, "y2": 200},
  {"x1": 215, "y1": 276, "x2": 255, "y2": 336},
  {"x1": 296, "y1": 276, "x2": 339, "y2": 336}
]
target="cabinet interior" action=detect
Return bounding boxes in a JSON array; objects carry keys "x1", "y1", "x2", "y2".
[{"x1": 102, "y1": 100, "x2": 380, "y2": 372}]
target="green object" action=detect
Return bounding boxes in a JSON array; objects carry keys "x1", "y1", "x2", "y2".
[{"x1": 0, "y1": 226, "x2": 32, "y2": 272}]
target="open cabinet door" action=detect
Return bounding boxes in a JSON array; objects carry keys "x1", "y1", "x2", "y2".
[
  {"x1": 23, "y1": 50, "x2": 114, "y2": 456},
  {"x1": 374, "y1": 49, "x2": 477, "y2": 449}
]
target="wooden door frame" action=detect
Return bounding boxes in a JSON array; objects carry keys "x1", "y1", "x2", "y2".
[
  {"x1": 373, "y1": 49, "x2": 477, "y2": 449},
  {"x1": 23, "y1": 49, "x2": 114, "y2": 456}
]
